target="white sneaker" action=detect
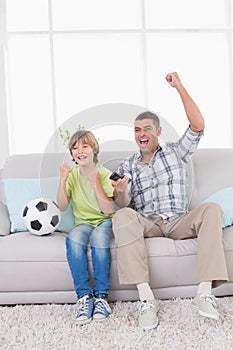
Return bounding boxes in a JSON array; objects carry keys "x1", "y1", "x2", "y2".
[
  {"x1": 192, "y1": 294, "x2": 219, "y2": 320},
  {"x1": 138, "y1": 299, "x2": 159, "y2": 330}
]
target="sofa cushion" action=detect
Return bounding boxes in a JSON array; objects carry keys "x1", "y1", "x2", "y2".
[
  {"x1": 203, "y1": 186, "x2": 233, "y2": 228},
  {"x1": 3, "y1": 177, "x2": 74, "y2": 233}
]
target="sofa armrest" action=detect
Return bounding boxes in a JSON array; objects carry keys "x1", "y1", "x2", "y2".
[{"x1": 0, "y1": 201, "x2": 10, "y2": 236}]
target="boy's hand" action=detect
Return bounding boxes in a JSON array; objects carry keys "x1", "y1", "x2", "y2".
[{"x1": 60, "y1": 163, "x2": 72, "y2": 182}]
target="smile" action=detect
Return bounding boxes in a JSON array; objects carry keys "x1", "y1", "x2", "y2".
[
  {"x1": 77, "y1": 155, "x2": 87, "y2": 160},
  {"x1": 140, "y1": 138, "x2": 149, "y2": 145}
]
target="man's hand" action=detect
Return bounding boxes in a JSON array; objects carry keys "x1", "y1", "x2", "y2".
[
  {"x1": 111, "y1": 176, "x2": 129, "y2": 193},
  {"x1": 165, "y1": 72, "x2": 182, "y2": 89},
  {"x1": 111, "y1": 176, "x2": 130, "y2": 208},
  {"x1": 166, "y1": 72, "x2": 205, "y2": 132}
]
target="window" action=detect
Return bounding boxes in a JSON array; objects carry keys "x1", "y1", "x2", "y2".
[{"x1": 0, "y1": 0, "x2": 232, "y2": 167}]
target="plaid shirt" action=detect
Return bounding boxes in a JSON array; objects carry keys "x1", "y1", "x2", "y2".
[{"x1": 118, "y1": 127, "x2": 203, "y2": 223}]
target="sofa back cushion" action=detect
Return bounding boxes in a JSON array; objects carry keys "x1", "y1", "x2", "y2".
[
  {"x1": 3, "y1": 148, "x2": 233, "y2": 233},
  {"x1": 1, "y1": 151, "x2": 132, "y2": 233},
  {"x1": 190, "y1": 148, "x2": 233, "y2": 209}
]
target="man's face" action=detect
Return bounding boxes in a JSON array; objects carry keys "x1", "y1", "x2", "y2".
[{"x1": 134, "y1": 118, "x2": 162, "y2": 154}]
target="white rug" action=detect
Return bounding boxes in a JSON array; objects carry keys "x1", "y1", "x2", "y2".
[{"x1": 1, "y1": 297, "x2": 233, "y2": 350}]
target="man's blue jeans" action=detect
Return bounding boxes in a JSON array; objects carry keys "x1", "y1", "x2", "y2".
[{"x1": 66, "y1": 219, "x2": 113, "y2": 299}]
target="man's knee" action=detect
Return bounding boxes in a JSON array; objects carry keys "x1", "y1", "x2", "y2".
[
  {"x1": 112, "y1": 208, "x2": 144, "y2": 246},
  {"x1": 200, "y1": 202, "x2": 223, "y2": 217},
  {"x1": 113, "y1": 207, "x2": 138, "y2": 227}
]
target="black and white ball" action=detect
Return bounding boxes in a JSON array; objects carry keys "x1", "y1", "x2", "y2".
[{"x1": 22, "y1": 198, "x2": 60, "y2": 236}]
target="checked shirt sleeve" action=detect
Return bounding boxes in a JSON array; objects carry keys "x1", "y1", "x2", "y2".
[{"x1": 168, "y1": 127, "x2": 204, "y2": 161}]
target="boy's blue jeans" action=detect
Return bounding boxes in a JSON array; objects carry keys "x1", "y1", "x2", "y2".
[{"x1": 66, "y1": 219, "x2": 113, "y2": 299}]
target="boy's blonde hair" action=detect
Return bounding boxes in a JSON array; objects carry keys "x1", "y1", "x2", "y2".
[{"x1": 68, "y1": 130, "x2": 99, "y2": 164}]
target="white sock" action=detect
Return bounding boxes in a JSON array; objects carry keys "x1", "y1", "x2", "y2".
[
  {"x1": 137, "y1": 282, "x2": 155, "y2": 301},
  {"x1": 197, "y1": 281, "x2": 212, "y2": 296}
]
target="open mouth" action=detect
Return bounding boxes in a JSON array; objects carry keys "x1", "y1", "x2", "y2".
[
  {"x1": 140, "y1": 138, "x2": 149, "y2": 145},
  {"x1": 77, "y1": 155, "x2": 87, "y2": 160}
]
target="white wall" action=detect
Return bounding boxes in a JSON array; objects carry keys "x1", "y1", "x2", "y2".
[{"x1": 0, "y1": 0, "x2": 233, "y2": 168}]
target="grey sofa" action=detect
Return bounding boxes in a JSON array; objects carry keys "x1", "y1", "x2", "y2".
[{"x1": 0, "y1": 149, "x2": 233, "y2": 305}]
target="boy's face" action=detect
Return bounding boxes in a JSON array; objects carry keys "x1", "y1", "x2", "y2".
[
  {"x1": 134, "y1": 118, "x2": 162, "y2": 154},
  {"x1": 71, "y1": 141, "x2": 94, "y2": 166}
]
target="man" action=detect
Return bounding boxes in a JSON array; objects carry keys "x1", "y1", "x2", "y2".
[{"x1": 111, "y1": 72, "x2": 228, "y2": 330}]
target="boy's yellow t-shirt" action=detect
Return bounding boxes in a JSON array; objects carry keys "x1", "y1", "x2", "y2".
[{"x1": 66, "y1": 164, "x2": 114, "y2": 227}]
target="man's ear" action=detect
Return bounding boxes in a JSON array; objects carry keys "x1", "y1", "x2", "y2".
[{"x1": 157, "y1": 126, "x2": 162, "y2": 137}]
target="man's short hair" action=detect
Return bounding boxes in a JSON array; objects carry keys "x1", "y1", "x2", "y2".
[{"x1": 135, "y1": 111, "x2": 160, "y2": 128}]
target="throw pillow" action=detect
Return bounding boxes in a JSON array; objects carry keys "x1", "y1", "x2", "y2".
[
  {"x1": 203, "y1": 186, "x2": 233, "y2": 228},
  {"x1": 3, "y1": 177, "x2": 74, "y2": 233}
]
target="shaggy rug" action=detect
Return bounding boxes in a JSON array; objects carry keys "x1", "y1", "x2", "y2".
[{"x1": 1, "y1": 297, "x2": 233, "y2": 350}]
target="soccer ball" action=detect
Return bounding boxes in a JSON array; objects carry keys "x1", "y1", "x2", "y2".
[{"x1": 22, "y1": 198, "x2": 61, "y2": 236}]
